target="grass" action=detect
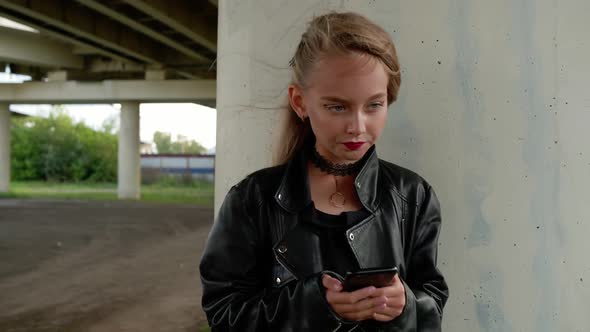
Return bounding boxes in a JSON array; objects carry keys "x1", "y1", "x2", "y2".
[{"x1": 0, "y1": 179, "x2": 214, "y2": 206}]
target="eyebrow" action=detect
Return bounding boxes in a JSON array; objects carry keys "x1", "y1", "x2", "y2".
[{"x1": 320, "y1": 92, "x2": 387, "y2": 103}]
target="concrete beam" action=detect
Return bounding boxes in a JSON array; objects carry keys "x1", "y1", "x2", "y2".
[
  {"x1": 0, "y1": 26, "x2": 83, "y2": 69},
  {"x1": 0, "y1": 0, "x2": 198, "y2": 65},
  {"x1": 118, "y1": 101, "x2": 140, "y2": 200},
  {"x1": 75, "y1": 0, "x2": 210, "y2": 63},
  {"x1": 87, "y1": 59, "x2": 145, "y2": 73},
  {"x1": 0, "y1": 103, "x2": 10, "y2": 192},
  {"x1": 0, "y1": 12, "x2": 136, "y2": 65},
  {"x1": 145, "y1": 69, "x2": 166, "y2": 80},
  {"x1": 46, "y1": 71, "x2": 68, "y2": 81},
  {"x1": 122, "y1": 0, "x2": 217, "y2": 52},
  {"x1": 0, "y1": 80, "x2": 216, "y2": 105}
]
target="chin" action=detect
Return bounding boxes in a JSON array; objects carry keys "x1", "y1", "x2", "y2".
[{"x1": 341, "y1": 148, "x2": 368, "y2": 162}]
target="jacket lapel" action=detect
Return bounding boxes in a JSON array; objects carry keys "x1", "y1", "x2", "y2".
[
  {"x1": 272, "y1": 144, "x2": 398, "y2": 277},
  {"x1": 345, "y1": 211, "x2": 402, "y2": 270}
]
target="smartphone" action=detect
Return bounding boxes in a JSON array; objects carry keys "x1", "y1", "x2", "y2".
[{"x1": 342, "y1": 267, "x2": 398, "y2": 292}]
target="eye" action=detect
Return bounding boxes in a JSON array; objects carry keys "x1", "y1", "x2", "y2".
[
  {"x1": 324, "y1": 104, "x2": 346, "y2": 113},
  {"x1": 367, "y1": 101, "x2": 385, "y2": 111}
]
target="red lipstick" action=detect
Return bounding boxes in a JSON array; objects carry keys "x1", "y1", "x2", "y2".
[{"x1": 343, "y1": 142, "x2": 365, "y2": 150}]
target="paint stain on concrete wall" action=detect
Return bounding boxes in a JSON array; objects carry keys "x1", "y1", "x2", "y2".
[
  {"x1": 450, "y1": 1, "x2": 493, "y2": 250},
  {"x1": 475, "y1": 271, "x2": 513, "y2": 331},
  {"x1": 511, "y1": 1, "x2": 562, "y2": 331}
]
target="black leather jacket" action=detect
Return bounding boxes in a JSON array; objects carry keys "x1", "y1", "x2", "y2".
[{"x1": 200, "y1": 146, "x2": 448, "y2": 331}]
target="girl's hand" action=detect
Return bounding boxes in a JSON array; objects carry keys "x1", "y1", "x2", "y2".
[
  {"x1": 370, "y1": 274, "x2": 406, "y2": 321},
  {"x1": 322, "y1": 274, "x2": 388, "y2": 321}
]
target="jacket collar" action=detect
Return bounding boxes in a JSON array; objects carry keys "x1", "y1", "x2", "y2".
[{"x1": 274, "y1": 144, "x2": 380, "y2": 214}]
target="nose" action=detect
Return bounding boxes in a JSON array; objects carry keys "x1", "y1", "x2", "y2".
[{"x1": 347, "y1": 110, "x2": 366, "y2": 135}]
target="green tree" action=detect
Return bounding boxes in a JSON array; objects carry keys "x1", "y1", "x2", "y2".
[
  {"x1": 153, "y1": 131, "x2": 206, "y2": 154},
  {"x1": 11, "y1": 107, "x2": 118, "y2": 182},
  {"x1": 153, "y1": 131, "x2": 174, "y2": 154}
]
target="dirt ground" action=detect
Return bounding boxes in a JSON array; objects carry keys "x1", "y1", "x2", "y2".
[{"x1": 0, "y1": 199, "x2": 213, "y2": 332}]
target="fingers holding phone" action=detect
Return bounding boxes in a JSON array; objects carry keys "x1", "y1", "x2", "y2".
[
  {"x1": 322, "y1": 274, "x2": 387, "y2": 321},
  {"x1": 342, "y1": 267, "x2": 398, "y2": 292},
  {"x1": 322, "y1": 268, "x2": 406, "y2": 322},
  {"x1": 371, "y1": 274, "x2": 406, "y2": 322}
]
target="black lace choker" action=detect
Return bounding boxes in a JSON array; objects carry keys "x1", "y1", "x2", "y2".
[{"x1": 309, "y1": 145, "x2": 364, "y2": 176}]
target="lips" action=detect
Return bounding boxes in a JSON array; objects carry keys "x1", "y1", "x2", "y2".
[{"x1": 343, "y1": 142, "x2": 365, "y2": 150}]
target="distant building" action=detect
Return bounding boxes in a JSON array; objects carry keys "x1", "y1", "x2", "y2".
[
  {"x1": 140, "y1": 154, "x2": 215, "y2": 183},
  {"x1": 140, "y1": 141, "x2": 156, "y2": 154}
]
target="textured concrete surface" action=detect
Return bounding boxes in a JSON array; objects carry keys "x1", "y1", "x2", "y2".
[{"x1": 216, "y1": 0, "x2": 590, "y2": 330}]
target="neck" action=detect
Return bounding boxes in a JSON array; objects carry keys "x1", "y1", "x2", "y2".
[
  {"x1": 308, "y1": 144, "x2": 364, "y2": 176},
  {"x1": 306, "y1": 161, "x2": 362, "y2": 212}
]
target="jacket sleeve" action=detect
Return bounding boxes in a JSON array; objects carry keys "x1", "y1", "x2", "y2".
[
  {"x1": 375, "y1": 184, "x2": 449, "y2": 331},
  {"x1": 199, "y1": 185, "x2": 346, "y2": 332}
]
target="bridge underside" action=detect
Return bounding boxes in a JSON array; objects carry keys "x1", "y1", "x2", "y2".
[{"x1": 0, "y1": 0, "x2": 218, "y2": 198}]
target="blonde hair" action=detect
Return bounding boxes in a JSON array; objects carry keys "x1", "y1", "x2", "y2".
[{"x1": 273, "y1": 12, "x2": 402, "y2": 165}]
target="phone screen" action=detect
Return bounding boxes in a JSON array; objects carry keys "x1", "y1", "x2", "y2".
[{"x1": 342, "y1": 267, "x2": 398, "y2": 292}]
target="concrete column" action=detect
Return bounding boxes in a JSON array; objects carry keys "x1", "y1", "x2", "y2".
[
  {"x1": 218, "y1": 1, "x2": 590, "y2": 330},
  {"x1": 0, "y1": 103, "x2": 10, "y2": 192},
  {"x1": 118, "y1": 101, "x2": 140, "y2": 199}
]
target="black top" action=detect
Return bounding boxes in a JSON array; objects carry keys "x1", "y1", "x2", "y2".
[{"x1": 309, "y1": 206, "x2": 370, "y2": 277}]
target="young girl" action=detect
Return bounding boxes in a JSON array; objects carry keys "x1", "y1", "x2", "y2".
[{"x1": 200, "y1": 12, "x2": 448, "y2": 331}]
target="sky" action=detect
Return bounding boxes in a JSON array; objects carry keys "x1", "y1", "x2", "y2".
[{"x1": 10, "y1": 103, "x2": 217, "y2": 150}]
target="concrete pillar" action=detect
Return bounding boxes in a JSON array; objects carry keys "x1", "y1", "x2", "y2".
[
  {"x1": 118, "y1": 101, "x2": 140, "y2": 199},
  {"x1": 218, "y1": 1, "x2": 590, "y2": 330},
  {"x1": 0, "y1": 103, "x2": 9, "y2": 192}
]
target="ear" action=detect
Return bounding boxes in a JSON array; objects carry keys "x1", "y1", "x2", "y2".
[{"x1": 288, "y1": 84, "x2": 307, "y2": 120}]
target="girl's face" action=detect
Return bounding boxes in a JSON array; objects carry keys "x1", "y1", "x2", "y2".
[{"x1": 289, "y1": 52, "x2": 389, "y2": 164}]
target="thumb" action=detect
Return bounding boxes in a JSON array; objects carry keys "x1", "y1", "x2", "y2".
[{"x1": 322, "y1": 274, "x2": 342, "y2": 291}]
